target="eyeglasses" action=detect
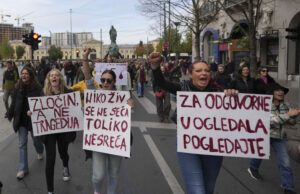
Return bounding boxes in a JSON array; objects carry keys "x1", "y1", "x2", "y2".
[
  {"x1": 100, "y1": 78, "x2": 113, "y2": 84},
  {"x1": 261, "y1": 70, "x2": 268, "y2": 73}
]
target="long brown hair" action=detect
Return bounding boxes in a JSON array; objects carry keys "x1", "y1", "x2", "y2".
[
  {"x1": 16, "y1": 66, "x2": 41, "y2": 89},
  {"x1": 43, "y1": 69, "x2": 68, "y2": 96}
]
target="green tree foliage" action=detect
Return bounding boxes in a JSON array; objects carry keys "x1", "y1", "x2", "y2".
[
  {"x1": 48, "y1": 45, "x2": 63, "y2": 61},
  {"x1": 0, "y1": 39, "x2": 15, "y2": 59},
  {"x1": 146, "y1": 44, "x2": 154, "y2": 54},
  {"x1": 156, "y1": 26, "x2": 192, "y2": 54},
  {"x1": 16, "y1": 46, "x2": 26, "y2": 59},
  {"x1": 180, "y1": 30, "x2": 192, "y2": 54}
]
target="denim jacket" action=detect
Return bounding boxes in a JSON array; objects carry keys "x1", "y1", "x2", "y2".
[{"x1": 270, "y1": 102, "x2": 296, "y2": 139}]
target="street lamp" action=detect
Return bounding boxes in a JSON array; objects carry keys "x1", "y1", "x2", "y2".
[{"x1": 174, "y1": 21, "x2": 180, "y2": 66}]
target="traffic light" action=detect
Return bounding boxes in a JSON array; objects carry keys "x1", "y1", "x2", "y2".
[
  {"x1": 32, "y1": 33, "x2": 41, "y2": 50},
  {"x1": 22, "y1": 32, "x2": 41, "y2": 50},
  {"x1": 286, "y1": 27, "x2": 299, "y2": 41},
  {"x1": 76, "y1": 50, "x2": 79, "y2": 58},
  {"x1": 162, "y1": 48, "x2": 167, "y2": 57},
  {"x1": 22, "y1": 34, "x2": 31, "y2": 45}
]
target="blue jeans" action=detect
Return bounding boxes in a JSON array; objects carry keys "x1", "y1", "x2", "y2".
[
  {"x1": 177, "y1": 152, "x2": 223, "y2": 194},
  {"x1": 137, "y1": 82, "x2": 145, "y2": 97},
  {"x1": 18, "y1": 126, "x2": 44, "y2": 171},
  {"x1": 250, "y1": 137, "x2": 294, "y2": 190},
  {"x1": 92, "y1": 152, "x2": 122, "y2": 194}
]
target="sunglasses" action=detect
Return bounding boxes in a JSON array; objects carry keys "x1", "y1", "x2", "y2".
[
  {"x1": 100, "y1": 78, "x2": 113, "y2": 84},
  {"x1": 261, "y1": 70, "x2": 268, "y2": 73}
]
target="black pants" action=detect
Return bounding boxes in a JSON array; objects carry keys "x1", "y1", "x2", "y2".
[
  {"x1": 156, "y1": 91, "x2": 171, "y2": 119},
  {"x1": 66, "y1": 75, "x2": 74, "y2": 86},
  {"x1": 44, "y1": 133, "x2": 69, "y2": 192}
]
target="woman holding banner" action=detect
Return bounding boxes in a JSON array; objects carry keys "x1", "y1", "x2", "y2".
[
  {"x1": 41, "y1": 69, "x2": 76, "y2": 194},
  {"x1": 149, "y1": 52, "x2": 238, "y2": 194},
  {"x1": 7, "y1": 66, "x2": 44, "y2": 180},
  {"x1": 82, "y1": 48, "x2": 134, "y2": 194}
]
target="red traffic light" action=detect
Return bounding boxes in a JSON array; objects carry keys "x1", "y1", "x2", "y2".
[
  {"x1": 162, "y1": 48, "x2": 166, "y2": 52},
  {"x1": 33, "y1": 33, "x2": 39, "y2": 39}
]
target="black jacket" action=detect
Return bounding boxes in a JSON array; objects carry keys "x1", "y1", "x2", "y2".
[
  {"x1": 152, "y1": 67, "x2": 223, "y2": 123},
  {"x1": 254, "y1": 75, "x2": 275, "y2": 94},
  {"x1": 229, "y1": 77, "x2": 255, "y2": 94},
  {"x1": 7, "y1": 83, "x2": 43, "y2": 132}
]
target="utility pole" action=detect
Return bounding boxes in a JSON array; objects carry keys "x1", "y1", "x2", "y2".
[
  {"x1": 163, "y1": 0, "x2": 167, "y2": 63},
  {"x1": 146, "y1": 36, "x2": 149, "y2": 60},
  {"x1": 70, "y1": 9, "x2": 73, "y2": 61},
  {"x1": 168, "y1": 0, "x2": 171, "y2": 59},
  {"x1": 100, "y1": 28, "x2": 103, "y2": 59}
]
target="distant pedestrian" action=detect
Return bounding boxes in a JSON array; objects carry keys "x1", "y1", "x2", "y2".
[
  {"x1": 229, "y1": 64, "x2": 255, "y2": 93},
  {"x1": 247, "y1": 82, "x2": 300, "y2": 194},
  {"x1": 7, "y1": 66, "x2": 44, "y2": 180},
  {"x1": 2, "y1": 61, "x2": 18, "y2": 118},
  {"x1": 153, "y1": 66, "x2": 171, "y2": 122},
  {"x1": 65, "y1": 61, "x2": 76, "y2": 86},
  {"x1": 210, "y1": 59, "x2": 218, "y2": 78},
  {"x1": 215, "y1": 64, "x2": 231, "y2": 89},
  {"x1": 254, "y1": 66, "x2": 275, "y2": 94},
  {"x1": 225, "y1": 58, "x2": 235, "y2": 77},
  {"x1": 135, "y1": 62, "x2": 148, "y2": 97},
  {"x1": 36, "y1": 59, "x2": 51, "y2": 86}
]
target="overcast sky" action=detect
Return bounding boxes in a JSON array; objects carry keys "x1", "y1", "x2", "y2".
[{"x1": 0, "y1": 0, "x2": 158, "y2": 44}]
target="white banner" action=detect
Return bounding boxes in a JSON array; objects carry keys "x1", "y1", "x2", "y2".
[
  {"x1": 177, "y1": 92, "x2": 273, "y2": 159},
  {"x1": 95, "y1": 63, "x2": 127, "y2": 86},
  {"x1": 28, "y1": 91, "x2": 83, "y2": 136},
  {"x1": 83, "y1": 90, "x2": 131, "y2": 158}
]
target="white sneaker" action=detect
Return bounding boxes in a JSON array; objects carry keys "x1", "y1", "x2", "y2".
[
  {"x1": 62, "y1": 167, "x2": 70, "y2": 181},
  {"x1": 16, "y1": 171, "x2": 28, "y2": 180}
]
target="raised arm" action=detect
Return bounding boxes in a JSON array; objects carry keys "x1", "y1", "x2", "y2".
[
  {"x1": 82, "y1": 48, "x2": 92, "y2": 80},
  {"x1": 149, "y1": 52, "x2": 181, "y2": 94}
]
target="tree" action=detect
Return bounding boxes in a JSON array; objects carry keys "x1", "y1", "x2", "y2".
[
  {"x1": 16, "y1": 46, "x2": 25, "y2": 59},
  {"x1": 216, "y1": 0, "x2": 263, "y2": 76},
  {"x1": 179, "y1": 30, "x2": 192, "y2": 54},
  {"x1": 137, "y1": 0, "x2": 219, "y2": 60},
  {"x1": 135, "y1": 45, "x2": 146, "y2": 57},
  {"x1": 0, "y1": 39, "x2": 15, "y2": 59},
  {"x1": 146, "y1": 44, "x2": 155, "y2": 54},
  {"x1": 48, "y1": 45, "x2": 63, "y2": 61}
]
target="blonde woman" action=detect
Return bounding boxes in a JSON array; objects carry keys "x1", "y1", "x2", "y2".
[{"x1": 40, "y1": 69, "x2": 76, "y2": 194}]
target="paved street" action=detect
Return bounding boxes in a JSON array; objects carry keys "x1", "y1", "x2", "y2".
[{"x1": 0, "y1": 70, "x2": 299, "y2": 193}]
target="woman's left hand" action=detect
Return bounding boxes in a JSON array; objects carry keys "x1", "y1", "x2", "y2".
[
  {"x1": 127, "y1": 98, "x2": 135, "y2": 108},
  {"x1": 224, "y1": 89, "x2": 239, "y2": 96},
  {"x1": 27, "y1": 111, "x2": 32, "y2": 117}
]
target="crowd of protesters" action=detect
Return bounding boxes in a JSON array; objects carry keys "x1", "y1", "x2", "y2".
[{"x1": 0, "y1": 50, "x2": 299, "y2": 194}]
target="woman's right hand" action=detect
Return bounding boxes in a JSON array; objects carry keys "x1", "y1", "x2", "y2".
[
  {"x1": 82, "y1": 48, "x2": 91, "y2": 60},
  {"x1": 149, "y1": 52, "x2": 162, "y2": 70}
]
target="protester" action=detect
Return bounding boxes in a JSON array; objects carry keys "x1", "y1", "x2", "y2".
[
  {"x1": 2, "y1": 61, "x2": 18, "y2": 118},
  {"x1": 36, "y1": 59, "x2": 51, "y2": 86},
  {"x1": 169, "y1": 61, "x2": 182, "y2": 83},
  {"x1": 65, "y1": 61, "x2": 76, "y2": 86},
  {"x1": 254, "y1": 66, "x2": 275, "y2": 94},
  {"x1": 135, "y1": 61, "x2": 148, "y2": 97},
  {"x1": 40, "y1": 69, "x2": 76, "y2": 194},
  {"x1": 153, "y1": 65, "x2": 171, "y2": 122},
  {"x1": 210, "y1": 59, "x2": 218, "y2": 78},
  {"x1": 149, "y1": 52, "x2": 238, "y2": 194},
  {"x1": 225, "y1": 58, "x2": 235, "y2": 77},
  {"x1": 247, "y1": 82, "x2": 300, "y2": 194},
  {"x1": 215, "y1": 64, "x2": 231, "y2": 89},
  {"x1": 229, "y1": 64, "x2": 255, "y2": 93},
  {"x1": 82, "y1": 48, "x2": 134, "y2": 194},
  {"x1": 12, "y1": 61, "x2": 20, "y2": 79},
  {"x1": 7, "y1": 66, "x2": 44, "y2": 180}
]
